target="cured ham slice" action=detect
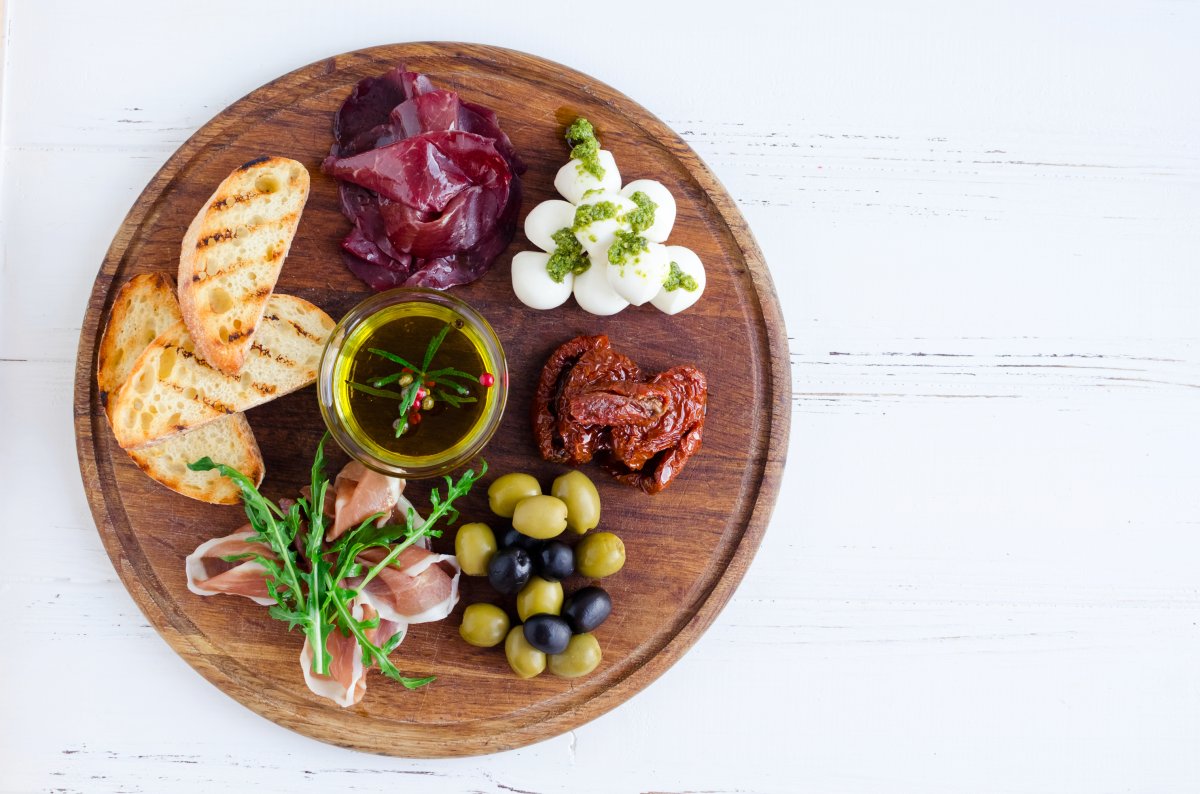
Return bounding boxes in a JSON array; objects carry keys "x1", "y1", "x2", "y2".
[
  {"x1": 185, "y1": 459, "x2": 460, "y2": 707},
  {"x1": 300, "y1": 612, "x2": 368, "y2": 709},
  {"x1": 329, "y1": 460, "x2": 402, "y2": 541},
  {"x1": 351, "y1": 546, "x2": 461, "y2": 625},
  {"x1": 185, "y1": 527, "x2": 276, "y2": 605}
]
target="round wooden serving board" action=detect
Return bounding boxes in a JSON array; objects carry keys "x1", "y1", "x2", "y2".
[{"x1": 74, "y1": 43, "x2": 789, "y2": 757}]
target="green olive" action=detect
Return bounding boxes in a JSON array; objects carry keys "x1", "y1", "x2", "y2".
[
  {"x1": 550, "y1": 470, "x2": 601, "y2": 534},
  {"x1": 516, "y1": 576, "x2": 564, "y2": 621},
  {"x1": 548, "y1": 633, "x2": 602, "y2": 678},
  {"x1": 504, "y1": 624, "x2": 546, "y2": 679},
  {"x1": 488, "y1": 473, "x2": 542, "y2": 518},
  {"x1": 575, "y1": 531, "x2": 626, "y2": 578},
  {"x1": 511, "y1": 495, "x2": 569, "y2": 540},
  {"x1": 459, "y1": 603, "x2": 510, "y2": 648},
  {"x1": 454, "y1": 522, "x2": 498, "y2": 576}
]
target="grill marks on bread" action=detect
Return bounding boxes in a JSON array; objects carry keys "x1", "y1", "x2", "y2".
[
  {"x1": 109, "y1": 294, "x2": 334, "y2": 449},
  {"x1": 178, "y1": 157, "x2": 310, "y2": 374},
  {"x1": 94, "y1": 272, "x2": 266, "y2": 504}
]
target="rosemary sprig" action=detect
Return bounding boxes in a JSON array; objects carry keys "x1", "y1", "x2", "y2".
[{"x1": 346, "y1": 321, "x2": 489, "y2": 438}]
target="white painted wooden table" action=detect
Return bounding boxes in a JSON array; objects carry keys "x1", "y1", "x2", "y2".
[{"x1": 3, "y1": 1, "x2": 1198, "y2": 791}]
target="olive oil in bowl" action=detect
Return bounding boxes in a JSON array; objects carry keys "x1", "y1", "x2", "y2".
[{"x1": 318, "y1": 289, "x2": 507, "y2": 478}]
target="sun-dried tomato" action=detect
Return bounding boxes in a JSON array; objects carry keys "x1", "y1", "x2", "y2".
[
  {"x1": 532, "y1": 335, "x2": 609, "y2": 464},
  {"x1": 609, "y1": 365, "x2": 707, "y2": 472},
  {"x1": 532, "y1": 337, "x2": 707, "y2": 493},
  {"x1": 566, "y1": 380, "x2": 672, "y2": 426},
  {"x1": 554, "y1": 344, "x2": 642, "y2": 464}
]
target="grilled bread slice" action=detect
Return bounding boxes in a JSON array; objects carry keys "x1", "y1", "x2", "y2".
[
  {"x1": 178, "y1": 156, "x2": 310, "y2": 375},
  {"x1": 97, "y1": 272, "x2": 182, "y2": 416},
  {"x1": 97, "y1": 272, "x2": 265, "y2": 503},
  {"x1": 127, "y1": 414, "x2": 264, "y2": 505},
  {"x1": 110, "y1": 293, "x2": 334, "y2": 450}
]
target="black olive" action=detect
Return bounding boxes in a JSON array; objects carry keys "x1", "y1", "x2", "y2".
[
  {"x1": 487, "y1": 547, "x2": 533, "y2": 595},
  {"x1": 536, "y1": 541, "x2": 575, "y2": 582},
  {"x1": 522, "y1": 614, "x2": 572, "y2": 655},
  {"x1": 561, "y1": 586, "x2": 612, "y2": 634},
  {"x1": 497, "y1": 525, "x2": 544, "y2": 554}
]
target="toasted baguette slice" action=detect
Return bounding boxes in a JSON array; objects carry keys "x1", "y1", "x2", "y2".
[
  {"x1": 178, "y1": 156, "x2": 310, "y2": 375},
  {"x1": 97, "y1": 272, "x2": 266, "y2": 502},
  {"x1": 110, "y1": 293, "x2": 334, "y2": 449},
  {"x1": 127, "y1": 414, "x2": 264, "y2": 505},
  {"x1": 97, "y1": 273, "x2": 182, "y2": 417}
]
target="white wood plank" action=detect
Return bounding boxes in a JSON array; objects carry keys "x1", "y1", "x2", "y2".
[{"x1": 3, "y1": 0, "x2": 1200, "y2": 791}]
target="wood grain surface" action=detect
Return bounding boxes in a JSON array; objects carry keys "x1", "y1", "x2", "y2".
[
  {"x1": 8, "y1": 1, "x2": 1200, "y2": 791},
  {"x1": 72, "y1": 43, "x2": 788, "y2": 756}
]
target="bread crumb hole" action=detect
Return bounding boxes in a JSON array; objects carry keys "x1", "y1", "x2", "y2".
[
  {"x1": 157, "y1": 347, "x2": 177, "y2": 379},
  {"x1": 209, "y1": 288, "x2": 234, "y2": 315},
  {"x1": 135, "y1": 368, "x2": 155, "y2": 394},
  {"x1": 255, "y1": 173, "x2": 280, "y2": 194}
]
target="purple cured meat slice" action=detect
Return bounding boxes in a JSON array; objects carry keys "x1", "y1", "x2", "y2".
[
  {"x1": 326, "y1": 135, "x2": 475, "y2": 213},
  {"x1": 390, "y1": 89, "x2": 463, "y2": 139},
  {"x1": 461, "y1": 100, "x2": 525, "y2": 174},
  {"x1": 325, "y1": 65, "x2": 523, "y2": 290},
  {"x1": 325, "y1": 131, "x2": 508, "y2": 215},
  {"x1": 333, "y1": 68, "x2": 411, "y2": 155},
  {"x1": 378, "y1": 186, "x2": 501, "y2": 259}
]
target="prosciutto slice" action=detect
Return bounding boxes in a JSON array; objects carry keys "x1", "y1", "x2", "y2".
[
  {"x1": 350, "y1": 546, "x2": 461, "y2": 625},
  {"x1": 300, "y1": 608, "x2": 369, "y2": 709},
  {"x1": 185, "y1": 460, "x2": 460, "y2": 707},
  {"x1": 185, "y1": 527, "x2": 277, "y2": 605},
  {"x1": 330, "y1": 460, "x2": 402, "y2": 541}
]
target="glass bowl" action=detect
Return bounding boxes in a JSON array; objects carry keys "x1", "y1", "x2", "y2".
[{"x1": 317, "y1": 288, "x2": 507, "y2": 479}]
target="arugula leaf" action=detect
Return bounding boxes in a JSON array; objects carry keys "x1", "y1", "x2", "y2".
[
  {"x1": 350, "y1": 461, "x2": 486, "y2": 595},
  {"x1": 190, "y1": 438, "x2": 485, "y2": 698}
]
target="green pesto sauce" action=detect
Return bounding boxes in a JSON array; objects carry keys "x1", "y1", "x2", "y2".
[
  {"x1": 608, "y1": 229, "x2": 649, "y2": 267},
  {"x1": 572, "y1": 200, "x2": 619, "y2": 231},
  {"x1": 546, "y1": 227, "x2": 589, "y2": 283},
  {"x1": 664, "y1": 261, "x2": 699, "y2": 292},
  {"x1": 624, "y1": 190, "x2": 657, "y2": 234},
  {"x1": 565, "y1": 117, "x2": 605, "y2": 180}
]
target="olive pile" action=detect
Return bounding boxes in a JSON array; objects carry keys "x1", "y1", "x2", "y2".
[{"x1": 455, "y1": 470, "x2": 625, "y2": 679}]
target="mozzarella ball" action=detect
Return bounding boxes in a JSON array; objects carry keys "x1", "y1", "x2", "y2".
[
  {"x1": 620, "y1": 179, "x2": 676, "y2": 243},
  {"x1": 554, "y1": 150, "x2": 621, "y2": 204},
  {"x1": 572, "y1": 191, "x2": 638, "y2": 260},
  {"x1": 512, "y1": 250, "x2": 574, "y2": 310},
  {"x1": 606, "y1": 240, "x2": 672, "y2": 307},
  {"x1": 573, "y1": 261, "x2": 629, "y2": 316},
  {"x1": 651, "y1": 245, "x2": 707, "y2": 315},
  {"x1": 524, "y1": 200, "x2": 577, "y2": 253}
]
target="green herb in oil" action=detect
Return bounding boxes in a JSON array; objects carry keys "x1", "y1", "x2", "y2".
[{"x1": 347, "y1": 321, "x2": 486, "y2": 438}]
